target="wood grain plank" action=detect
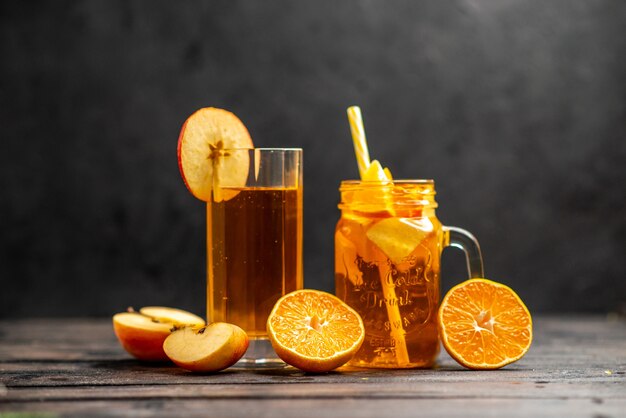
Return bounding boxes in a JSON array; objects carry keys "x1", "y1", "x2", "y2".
[
  {"x1": 2, "y1": 317, "x2": 624, "y2": 365},
  {"x1": 2, "y1": 398, "x2": 625, "y2": 418},
  {"x1": 0, "y1": 316, "x2": 624, "y2": 417},
  {"x1": 3, "y1": 380, "x2": 626, "y2": 401},
  {"x1": 1, "y1": 317, "x2": 624, "y2": 388},
  {"x1": 1, "y1": 360, "x2": 624, "y2": 388}
]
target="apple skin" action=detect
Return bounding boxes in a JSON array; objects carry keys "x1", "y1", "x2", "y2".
[
  {"x1": 176, "y1": 116, "x2": 193, "y2": 197},
  {"x1": 113, "y1": 314, "x2": 172, "y2": 362},
  {"x1": 176, "y1": 107, "x2": 253, "y2": 202},
  {"x1": 112, "y1": 307, "x2": 205, "y2": 362},
  {"x1": 163, "y1": 322, "x2": 249, "y2": 372}
]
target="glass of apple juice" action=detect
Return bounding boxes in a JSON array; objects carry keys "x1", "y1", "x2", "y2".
[{"x1": 207, "y1": 148, "x2": 303, "y2": 368}]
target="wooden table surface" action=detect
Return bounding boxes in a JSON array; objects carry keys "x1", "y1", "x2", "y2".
[{"x1": 0, "y1": 316, "x2": 625, "y2": 417}]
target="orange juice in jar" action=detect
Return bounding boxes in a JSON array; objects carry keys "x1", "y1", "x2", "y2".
[{"x1": 335, "y1": 180, "x2": 483, "y2": 368}]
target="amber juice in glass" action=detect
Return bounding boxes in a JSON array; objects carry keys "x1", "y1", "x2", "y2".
[
  {"x1": 335, "y1": 180, "x2": 483, "y2": 368},
  {"x1": 207, "y1": 149, "x2": 303, "y2": 366}
]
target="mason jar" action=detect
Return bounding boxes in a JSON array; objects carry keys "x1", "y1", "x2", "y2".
[{"x1": 335, "y1": 180, "x2": 483, "y2": 368}]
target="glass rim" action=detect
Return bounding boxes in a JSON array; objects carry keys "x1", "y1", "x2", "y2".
[
  {"x1": 220, "y1": 147, "x2": 302, "y2": 152},
  {"x1": 340, "y1": 179, "x2": 434, "y2": 185}
]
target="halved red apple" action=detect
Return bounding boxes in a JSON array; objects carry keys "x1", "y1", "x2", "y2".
[
  {"x1": 112, "y1": 307, "x2": 205, "y2": 362},
  {"x1": 163, "y1": 322, "x2": 249, "y2": 372},
  {"x1": 177, "y1": 107, "x2": 253, "y2": 202}
]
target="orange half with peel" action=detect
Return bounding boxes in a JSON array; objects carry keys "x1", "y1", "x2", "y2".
[
  {"x1": 438, "y1": 278, "x2": 532, "y2": 370},
  {"x1": 267, "y1": 289, "x2": 365, "y2": 372},
  {"x1": 177, "y1": 107, "x2": 253, "y2": 202}
]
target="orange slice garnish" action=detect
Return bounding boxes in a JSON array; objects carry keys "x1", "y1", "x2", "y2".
[
  {"x1": 438, "y1": 278, "x2": 533, "y2": 370},
  {"x1": 267, "y1": 289, "x2": 365, "y2": 372},
  {"x1": 177, "y1": 107, "x2": 253, "y2": 202}
]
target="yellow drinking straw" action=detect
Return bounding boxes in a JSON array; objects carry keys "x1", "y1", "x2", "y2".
[
  {"x1": 346, "y1": 106, "x2": 410, "y2": 366},
  {"x1": 347, "y1": 106, "x2": 371, "y2": 178}
]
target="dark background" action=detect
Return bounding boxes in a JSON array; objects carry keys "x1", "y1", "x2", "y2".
[{"x1": 1, "y1": 0, "x2": 625, "y2": 318}]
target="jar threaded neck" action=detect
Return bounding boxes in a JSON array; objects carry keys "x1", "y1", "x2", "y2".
[{"x1": 338, "y1": 180, "x2": 437, "y2": 212}]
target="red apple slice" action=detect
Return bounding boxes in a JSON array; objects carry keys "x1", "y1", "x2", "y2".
[
  {"x1": 163, "y1": 322, "x2": 249, "y2": 372},
  {"x1": 177, "y1": 107, "x2": 253, "y2": 202},
  {"x1": 139, "y1": 306, "x2": 205, "y2": 326},
  {"x1": 112, "y1": 307, "x2": 205, "y2": 362}
]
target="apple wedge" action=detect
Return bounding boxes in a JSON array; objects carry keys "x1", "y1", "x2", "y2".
[
  {"x1": 163, "y1": 322, "x2": 249, "y2": 372},
  {"x1": 112, "y1": 307, "x2": 205, "y2": 362},
  {"x1": 177, "y1": 107, "x2": 253, "y2": 202}
]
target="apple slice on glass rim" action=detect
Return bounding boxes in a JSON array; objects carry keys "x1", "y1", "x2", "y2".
[{"x1": 177, "y1": 107, "x2": 253, "y2": 202}]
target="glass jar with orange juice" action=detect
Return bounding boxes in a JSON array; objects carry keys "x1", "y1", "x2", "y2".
[{"x1": 335, "y1": 179, "x2": 483, "y2": 368}]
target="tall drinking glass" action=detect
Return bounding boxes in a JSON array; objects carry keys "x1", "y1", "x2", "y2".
[{"x1": 207, "y1": 148, "x2": 303, "y2": 367}]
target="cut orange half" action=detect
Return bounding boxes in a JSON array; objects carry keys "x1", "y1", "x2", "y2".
[
  {"x1": 267, "y1": 289, "x2": 365, "y2": 372},
  {"x1": 177, "y1": 107, "x2": 253, "y2": 202},
  {"x1": 438, "y1": 278, "x2": 532, "y2": 370}
]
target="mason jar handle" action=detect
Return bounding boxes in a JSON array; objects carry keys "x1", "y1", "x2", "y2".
[{"x1": 443, "y1": 226, "x2": 484, "y2": 278}]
